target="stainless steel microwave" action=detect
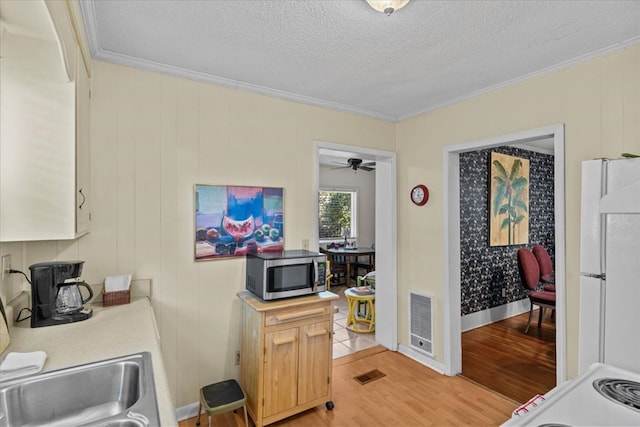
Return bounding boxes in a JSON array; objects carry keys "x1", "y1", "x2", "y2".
[{"x1": 245, "y1": 250, "x2": 327, "y2": 301}]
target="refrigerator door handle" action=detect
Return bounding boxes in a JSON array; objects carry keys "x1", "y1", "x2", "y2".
[{"x1": 581, "y1": 272, "x2": 606, "y2": 280}]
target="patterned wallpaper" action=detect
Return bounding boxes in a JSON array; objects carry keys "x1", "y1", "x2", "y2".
[{"x1": 459, "y1": 147, "x2": 555, "y2": 316}]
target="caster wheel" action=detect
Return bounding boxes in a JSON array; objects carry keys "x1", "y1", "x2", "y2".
[{"x1": 326, "y1": 401, "x2": 335, "y2": 410}]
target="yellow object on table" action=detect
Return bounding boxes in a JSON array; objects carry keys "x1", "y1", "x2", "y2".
[{"x1": 345, "y1": 288, "x2": 375, "y2": 333}]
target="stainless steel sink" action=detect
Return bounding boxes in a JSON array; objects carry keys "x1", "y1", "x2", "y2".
[{"x1": 0, "y1": 352, "x2": 160, "y2": 427}]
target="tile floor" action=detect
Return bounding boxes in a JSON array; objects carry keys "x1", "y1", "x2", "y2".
[{"x1": 330, "y1": 285, "x2": 378, "y2": 359}]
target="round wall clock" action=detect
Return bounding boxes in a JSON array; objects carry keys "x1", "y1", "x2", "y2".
[{"x1": 410, "y1": 184, "x2": 429, "y2": 206}]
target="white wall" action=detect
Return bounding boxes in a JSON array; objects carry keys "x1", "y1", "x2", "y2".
[{"x1": 318, "y1": 164, "x2": 375, "y2": 247}]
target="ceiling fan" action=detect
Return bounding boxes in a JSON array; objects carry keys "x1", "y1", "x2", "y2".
[{"x1": 331, "y1": 158, "x2": 376, "y2": 172}]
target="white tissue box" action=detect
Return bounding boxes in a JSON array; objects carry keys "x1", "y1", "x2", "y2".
[
  {"x1": 103, "y1": 274, "x2": 132, "y2": 307},
  {"x1": 104, "y1": 274, "x2": 132, "y2": 292}
]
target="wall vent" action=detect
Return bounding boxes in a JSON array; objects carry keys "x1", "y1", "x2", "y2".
[{"x1": 409, "y1": 291, "x2": 433, "y2": 356}]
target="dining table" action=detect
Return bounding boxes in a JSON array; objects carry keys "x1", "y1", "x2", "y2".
[{"x1": 325, "y1": 246, "x2": 375, "y2": 286}]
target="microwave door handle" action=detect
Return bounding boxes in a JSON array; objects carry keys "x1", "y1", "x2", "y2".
[{"x1": 312, "y1": 259, "x2": 318, "y2": 291}]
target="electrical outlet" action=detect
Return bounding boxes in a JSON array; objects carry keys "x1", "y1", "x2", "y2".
[
  {"x1": 1, "y1": 255, "x2": 11, "y2": 281},
  {"x1": 234, "y1": 350, "x2": 240, "y2": 365},
  {"x1": 501, "y1": 287, "x2": 506, "y2": 298}
]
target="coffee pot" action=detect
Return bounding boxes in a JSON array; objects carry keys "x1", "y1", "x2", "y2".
[
  {"x1": 55, "y1": 279, "x2": 94, "y2": 314},
  {"x1": 29, "y1": 261, "x2": 93, "y2": 328}
]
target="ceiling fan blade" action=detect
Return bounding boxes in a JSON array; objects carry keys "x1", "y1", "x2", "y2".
[{"x1": 328, "y1": 159, "x2": 374, "y2": 171}]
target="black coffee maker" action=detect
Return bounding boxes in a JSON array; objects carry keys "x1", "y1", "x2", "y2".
[{"x1": 29, "y1": 261, "x2": 93, "y2": 328}]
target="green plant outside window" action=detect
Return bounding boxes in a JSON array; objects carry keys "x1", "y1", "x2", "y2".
[{"x1": 318, "y1": 190, "x2": 356, "y2": 240}]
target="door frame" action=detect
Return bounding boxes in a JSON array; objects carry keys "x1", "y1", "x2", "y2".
[
  {"x1": 314, "y1": 141, "x2": 398, "y2": 351},
  {"x1": 442, "y1": 124, "x2": 566, "y2": 384}
]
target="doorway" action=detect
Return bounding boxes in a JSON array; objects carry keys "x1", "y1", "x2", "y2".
[
  {"x1": 442, "y1": 124, "x2": 567, "y2": 384},
  {"x1": 314, "y1": 141, "x2": 398, "y2": 351}
]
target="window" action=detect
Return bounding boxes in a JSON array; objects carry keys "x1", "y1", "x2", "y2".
[{"x1": 318, "y1": 189, "x2": 357, "y2": 240}]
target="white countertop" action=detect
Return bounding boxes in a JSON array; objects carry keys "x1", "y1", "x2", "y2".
[{"x1": 3, "y1": 298, "x2": 177, "y2": 426}]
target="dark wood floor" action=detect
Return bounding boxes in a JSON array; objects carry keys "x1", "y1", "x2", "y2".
[
  {"x1": 461, "y1": 308, "x2": 556, "y2": 404},
  {"x1": 180, "y1": 347, "x2": 516, "y2": 427}
]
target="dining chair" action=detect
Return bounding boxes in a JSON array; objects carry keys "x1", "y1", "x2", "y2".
[
  {"x1": 517, "y1": 248, "x2": 556, "y2": 334},
  {"x1": 331, "y1": 255, "x2": 348, "y2": 285},
  {"x1": 350, "y1": 252, "x2": 375, "y2": 282},
  {"x1": 320, "y1": 247, "x2": 347, "y2": 286},
  {"x1": 532, "y1": 245, "x2": 555, "y2": 292}
]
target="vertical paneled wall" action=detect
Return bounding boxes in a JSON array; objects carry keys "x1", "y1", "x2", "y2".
[
  {"x1": 80, "y1": 61, "x2": 395, "y2": 408},
  {"x1": 459, "y1": 146, "x2": 555, "y2": 316}
]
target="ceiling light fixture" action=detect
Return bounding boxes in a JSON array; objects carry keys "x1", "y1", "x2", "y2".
[{"x1": 366, "y1": 0, "x2": 410, "y2": 16}]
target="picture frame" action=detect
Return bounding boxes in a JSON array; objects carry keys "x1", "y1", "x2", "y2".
[
  {"x1": 194, "y1": 185, "x2": 284, "y2": 260},
  {"x1": 489, "y1": 152, "x2": 529, "y2": 246}
]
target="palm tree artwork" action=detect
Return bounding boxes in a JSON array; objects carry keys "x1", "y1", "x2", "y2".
[{"x1": 489, "y1": 152, "x2": 529, "y2": 246}]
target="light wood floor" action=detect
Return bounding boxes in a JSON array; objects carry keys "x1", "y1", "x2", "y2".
[
  {"x1": 179, "y1": 346, "x2": 517, "y2": 427},
  {"x1": 462, "y1": 308, "x2": 556, "y2": 404}
]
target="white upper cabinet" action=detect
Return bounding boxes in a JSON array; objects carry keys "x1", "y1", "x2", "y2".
[{"x1": 0, "y1": 0, "x2": 91, "y2": 241}]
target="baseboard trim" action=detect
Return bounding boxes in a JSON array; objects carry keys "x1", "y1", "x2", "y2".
[
  {"x1": 175, "y1": 402, "x2": 199, "y2": 422},
  {"x1": 461, "y1": 299, "x2": 529, "y2": 332},
  {"x1": 398, "y1": 344, "x2": 446, "y2": 374}
]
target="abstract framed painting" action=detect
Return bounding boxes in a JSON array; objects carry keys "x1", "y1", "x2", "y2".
[
  {"x1": 194, "y1": 185, "x2": 284, "y2": 260},
  {"x1": 489, "y1": 152, "x2": 529, "y2": 246}
]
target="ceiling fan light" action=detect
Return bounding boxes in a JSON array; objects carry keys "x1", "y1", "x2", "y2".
[{"x1": 366, "y1": 0, "x2": 410, "y2": 16}]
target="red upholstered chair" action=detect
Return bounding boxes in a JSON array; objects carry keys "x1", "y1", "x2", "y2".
[
  {"x1": 532, "y1": 245, "x2": 556, "y2": 292},
  {"x1": 517, "y1": 248, "x2": 556, "y2": 334}
]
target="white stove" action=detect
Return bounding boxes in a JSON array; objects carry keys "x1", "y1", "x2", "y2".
[{"x1": 502, "y1": 363, "x2": 640, "y2": 426}]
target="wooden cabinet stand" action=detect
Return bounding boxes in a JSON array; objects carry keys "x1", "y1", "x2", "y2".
[{"x1": 238, "y1": 291, "x2": 339, "y2": 427}]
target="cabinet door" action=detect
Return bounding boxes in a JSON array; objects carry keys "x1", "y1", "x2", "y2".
[
  {"x1": 263, "y1": 328, "x2": 299, "y2": 418},
  {"x1": 75, "y1": 44, "x2": 91, "y2": 235},
  {"x1": 298, "y1": 320, "x2": 332, "y2": 404},
  {"x1": 0, "y1": 1, "x2": 83, "y2": 241}
]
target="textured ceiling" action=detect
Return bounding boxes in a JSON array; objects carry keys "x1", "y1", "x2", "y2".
[{"x1": 80, "y1": 0, "x2": 640, "y2": 122}]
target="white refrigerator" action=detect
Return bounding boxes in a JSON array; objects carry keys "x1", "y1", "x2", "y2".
[{"x1": 579, "y1": 157, "x2": 640, "y2": 374}]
